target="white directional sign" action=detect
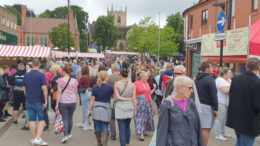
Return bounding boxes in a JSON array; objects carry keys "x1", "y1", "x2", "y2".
[{"x1": 215, "y1": 32, "x2": 227, "y2": 41}]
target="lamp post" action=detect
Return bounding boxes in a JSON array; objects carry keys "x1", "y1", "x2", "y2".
[
  {"x1": 213, "y1": 2, "x2": 225, "y2": 67},
  {"x1": 67, "y1": 0, "x2": 70, "y2": 56},
  {"x1": 158, "y1": 12, "x2": 160, "y2": 62}
]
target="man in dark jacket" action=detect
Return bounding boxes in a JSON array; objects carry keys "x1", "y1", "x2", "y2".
[
  {"x1": 9, "y1": 63, "x2": 26, "y2": 124},
  {"x1": 2, "y1": 66, "x2": 11, "y2": 117},
  {"x1": 195, "y1": 61, "x2": 218, "y2": 146},
  {"x1": 226, "y1": 57, "x2": 260, "y2": 146}
]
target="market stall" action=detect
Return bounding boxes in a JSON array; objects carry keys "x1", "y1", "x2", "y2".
[
  {"x1": 249, "y1": 20, "x2": 260, "y2": 58},
  {"x1": 105, "y1": 51, "x2": 140, "y2": 56},
  {"x1": 51, "y1": 51, "x2": 104, "y2": 59}
]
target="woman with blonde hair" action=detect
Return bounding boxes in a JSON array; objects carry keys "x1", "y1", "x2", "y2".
[
  {"x1": 134, "y1": 71, "x2": 155, "y2": 141},
  {"x1": 88, "y1": 71, "x2": 114, "y2": 146}
]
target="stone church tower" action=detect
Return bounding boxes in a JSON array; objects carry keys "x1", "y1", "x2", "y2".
[{"x1": 107, "y1": 6, "x2": 127, "y2": 27}]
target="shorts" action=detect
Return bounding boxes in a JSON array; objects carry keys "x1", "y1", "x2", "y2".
[
  {"x1": 94, "y1": 120, "x2": 110, "y2": 131},
  {"x1": 199, "y1": 103, "x2": 215, "y2": 129},
  {"x1": 13, "y1": 91, "x2": 26, "y2": 111},
  {"x1": 26, "y1": 103, "x2": 45, "y2": 122}
]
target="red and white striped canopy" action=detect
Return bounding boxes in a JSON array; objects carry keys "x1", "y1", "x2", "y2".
[
  {"x1": 77, "y1": 52, "x2": 104, "y2": 58},
  {"x1": 0, "y1": 45, "x2": 51, "y2": 58}
]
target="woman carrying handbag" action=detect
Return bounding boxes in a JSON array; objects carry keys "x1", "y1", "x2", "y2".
[{"x1": 114, "y1": 69, "x2": 137, "y2": 146}]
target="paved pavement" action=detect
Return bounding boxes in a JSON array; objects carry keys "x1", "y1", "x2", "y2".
[{"x1": 0, "y1": 104, "x2": 260, "y2": 146}]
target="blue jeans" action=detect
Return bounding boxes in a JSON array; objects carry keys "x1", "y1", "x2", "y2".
[
  {"x1": 80, "y1": 90, "x2": 92, "y2": 124},
  {"x1": 235, "y1": 130, "x2": 255, "y2": 146},
  {"x1": 118, "y1": 119, "x2": 131, "y2": 146},
  {"x1": 94, "y1": 120, "x2": 110, "y2": 131},
  {"x1": 26, "y1": 103, "x2": 45, "y2": 121}
]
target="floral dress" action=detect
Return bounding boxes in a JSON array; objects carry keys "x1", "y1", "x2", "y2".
[{"x1": 134, "y1": 80, "x2": 155, "y2": 134}]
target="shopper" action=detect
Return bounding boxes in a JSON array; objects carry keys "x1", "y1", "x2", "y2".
[
  {"x1": 56, "y1": 64, "x2": 78, "y2": 143},
  {"x1": 88, "y1": 71, "x2": 114, "y2": 146},
  {"x1": 227, "y1": 58, "x2": 260, "y2": 146},
  {"x1": 134, "y1": 71, "x2": 155, "y2": 141},
  {"x1": 24, "y1": 58, "x2": 48, "y2": 145},
  {"x1": 114, "y1": 69, "x2": 136, "y2": 146},
  {"x1": 157, "y1": 76, "x2": 204, "y2": 146},
  {"x1": 77, "y1": 65, "x2": 93, "y2": 130}
]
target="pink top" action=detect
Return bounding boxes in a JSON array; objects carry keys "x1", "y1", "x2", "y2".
[
  {"x1": 134, "y1": 80, "x2": 152, "y2": 105},
  {"x1": 45, "y1": 72, "x2": 54, "y2": 87},
  {"x1": 172, "y1": 98, "x2": 189, "y2": 113},
  {"x1": 57, "y1": 78, "x2": 78, "y2": 103}
]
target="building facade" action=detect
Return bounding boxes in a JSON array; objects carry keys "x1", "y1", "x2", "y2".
[
  {"x1": 183, "y1": 0, "x2": 260, "y2": 77},
  {"x1": 18, "y1": 6, "x2": 79, "y2": 50},
  {"x1": 0, "y1": 6, "x2": 18, "y2": 45}
]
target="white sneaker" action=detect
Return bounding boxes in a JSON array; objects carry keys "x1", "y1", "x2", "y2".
[
  {"x1": 61, "y1": 137, "x2": 68, "y2": 143},
  {"x1": 30, "y1": 139, "x2": 35, "y2": 145},
  {"x1": 77, "y1": 123, "x2": 87, "y2": 128},
  {"x1": 88, "y1": 125, "x2": 94, "y2": 130},
  {"x1": 224, "y1": 133, "x2": 232, "y2": 138},
  {"x1": 68, "y1": 134, "x2": 72, "y2": 139},
  {"x1": 215, "y1": 135, "x2": 227, "y2": 141},
  {"x1": 34, "y1": 138, "x2": 48, "y2": 145},
  {"x1": 83, "y1": 125, "x2": 90, "y2": 130}
]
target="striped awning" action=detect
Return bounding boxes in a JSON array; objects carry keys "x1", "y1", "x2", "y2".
[
  {"x1": 77, "y1": 52, "x2": 104, "y2": 58},
  {"x1": 0, "y1": 45, "x2": 51, "y2": 58}
]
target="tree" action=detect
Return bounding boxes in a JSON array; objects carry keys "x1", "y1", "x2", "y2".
[
  {"x1": 166, "y1": 12, "x2": 185, "y2": 53},
  {"x1": 39, "y1": 6, "x2": 88, "y2": 51},
  {"x1": 4, "y1": 5, "x2": 22, "y2": 25},
  {"x1": 127, "y1": 17, "x2": 179, "y2": 57},
  {"x1": 93, "y1": 16, "x2": 121, "y2": 51},
  {"x1": 48, "y1": 23, "x2": 75, "y2": 51}
]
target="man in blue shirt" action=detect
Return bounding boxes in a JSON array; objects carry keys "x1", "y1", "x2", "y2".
[
  {"x1": 24, "y1": 58, "x2": 48, "y2": 146},
  {"x1": 71, "y1": 60, "x2": 79, "y2": 79}
]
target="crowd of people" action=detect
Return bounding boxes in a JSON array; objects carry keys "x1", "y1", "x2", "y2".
[{"x1": 0, "y1": 55, "x2": 260, "y2": 146}]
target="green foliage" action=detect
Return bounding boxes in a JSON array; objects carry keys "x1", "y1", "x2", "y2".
[
  {"x1": 93, "y1": 16, "x2": 121, "y2": 51},
  {"x1": 48, "y1": 23, "x2": 75, "y2": 51},
  {"x1": 127, "y1": 17, "x2": 179, "y2": 57},
  {"x1": 4, "y1": 5, "x2": 21, "y2": 25},
  {"x1": 166, "y1": 12, "x2": 185, "y2": 53},
  {"x1": 39, "y1": 6, "x2": 88, "y2": 49}
]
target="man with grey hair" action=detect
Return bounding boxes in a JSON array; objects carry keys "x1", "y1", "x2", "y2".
[
  {"x1": 107, "y1": 63, "x2": 121, "y2": 140},
  {"x1": 164, "y1": 65, "x2": 186, "y2": 99}
]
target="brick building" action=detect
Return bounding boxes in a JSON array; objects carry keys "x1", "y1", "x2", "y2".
[
  {"x1": 18, "y1": 6, "x2": 79, "y2": 50},
  {"x1": 0, "y1": 6, "x2": 18, "y2": 45},
  {"x1": 183, "y1": 0, "x2": 260, "y2": 77}
]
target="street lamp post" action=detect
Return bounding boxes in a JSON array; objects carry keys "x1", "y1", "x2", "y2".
[
  {"x1": 67, "y1": 0, "x2": 70, "y2": 57},
  {"x1": 158, "y1": 12, "x2": 160, "y2": 62}
]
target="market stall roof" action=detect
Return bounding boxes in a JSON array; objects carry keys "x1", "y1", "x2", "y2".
[
  {"x1": 0, "y1": 45, "x2": 51, "y2": 58},
  {"x1": 52, "y1": 51, "x2": 104, "y2": 58},
  {"x1": 249, "y1": 20, "x2": 260, "y2": 56},
  {"x1": 106, "y1": 51, "x2": 140, "y2": 56}
]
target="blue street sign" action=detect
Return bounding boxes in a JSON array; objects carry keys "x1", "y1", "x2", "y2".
[{"x1": 217, "y1": 11, "x2": 226, "y2": 32}]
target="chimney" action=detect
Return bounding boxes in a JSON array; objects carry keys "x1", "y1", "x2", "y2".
[
  {"x1": 21, "y1": 5, "x2": 27, "y2": 19},
  {"x1": 69, "y1": 9, "x2": 74, "y2": 20}
]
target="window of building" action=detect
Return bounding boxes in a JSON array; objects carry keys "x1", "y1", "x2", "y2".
[
  {"x1": 202, "y1": 10, "x2": 208, "y2": 26},
  {"x1": 10, "y1": 21, "x2": 13, "y2": 29},
  {"x1": 14, "y1": 23, "x2": 17, "y2": 30},
  {"x1": 1, "y1": 16, "x2": 5, "y2": 25},
  {"x1": 117, "y1": 16, "x2": 121, "y2": 24},
  {"x1": 190, "y1": 15, "x2": 193, "y2": 29},
  {"x1": 232, "y1": 0, "x2": 236, "y2": 17},
  {"x1": 27, "y1": 35, "x2": 34, "y2": 46},
  {"x1": 40, "y1": 36, "x2": 48, "y2": 47},
  {"x1": 253, "y1": 0, "x2": 258, "y2": 11}
]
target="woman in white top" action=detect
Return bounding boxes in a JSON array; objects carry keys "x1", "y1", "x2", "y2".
[{"x1": 214, "y1": 67, "x2": 232, "y2": 141}]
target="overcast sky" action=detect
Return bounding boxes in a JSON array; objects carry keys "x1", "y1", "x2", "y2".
[{"x1": 0, "y1": 0, "x2": 198, "y2": 26}]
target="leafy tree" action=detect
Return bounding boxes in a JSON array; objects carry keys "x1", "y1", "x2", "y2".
[
  {"x1": 127, "y1": 17, "x2": 179, "y2": 57},
  {"x1": 39, "y1": 6, "x2": 88, "y2": 50},
  {"x1": 93, "y1": 16, "x2": 121, "y2": 51},
  {"x1": 4, "y1": 5, "x2": 22, "y2": 25},
  {"x1": 49, "y1": 23, "x2": 75, "y2": 51},
  {"x1": 166, "y1": 12, "x2": 185, "y2": 53}
]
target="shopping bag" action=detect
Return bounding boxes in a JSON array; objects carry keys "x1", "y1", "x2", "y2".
[
  {"x1": 149, "y1": 129, "x2": 157, "y2": 146},
  {"x1": 53, "y1": 110, "x2": 65, "y2": 134}
]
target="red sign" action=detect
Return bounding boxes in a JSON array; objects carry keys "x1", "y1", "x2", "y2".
[{"x1": 217, "y1": 40, "x2": 226, "y2": 48}]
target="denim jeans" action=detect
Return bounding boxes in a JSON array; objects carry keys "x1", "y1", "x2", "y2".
[
  {"x1": 117, "y1": 119, "x2": 131, "y2": 146},
  {"x1": 26, "y1": 103, "x2": 45, "y2": 121},
  {"x1": 80, "y1": 90, "x2": 92, "y2": 124},
  {"x1": 235, "y1": 130, "x2": 255, "y2": 146},
  {"x1": 59, "y1": 103, "x2": 76, "y2": 136}
]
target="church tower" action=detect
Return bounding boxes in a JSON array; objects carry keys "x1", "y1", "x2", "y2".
[{"x1": 107, "y1": 5, "x2": 127, "y2": 27}]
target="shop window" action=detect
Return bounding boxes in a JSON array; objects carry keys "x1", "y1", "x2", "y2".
[
  {"x1": 253, "y1": 0, "x2": 258, "y2": 11},
  {"x1": 27, "y1": 35, "x2": 34, "y2": 46},
  {"x1": 232, "y1": 0, "x2": 235, "y2": 17},
  {"x1": 40, "y1": 36, "x2": 48, "y2": 47},
  {"x1": 202, "y1": 10, "x2": 208, "y2": 26}
]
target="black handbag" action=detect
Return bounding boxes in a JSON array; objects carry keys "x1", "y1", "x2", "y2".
[{"x1": 78, "y1": 88, "x2": 86, "y2": 93}]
